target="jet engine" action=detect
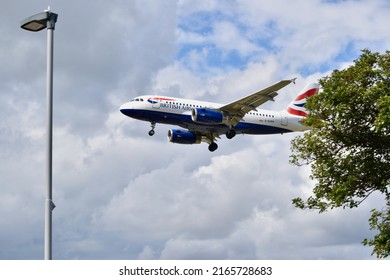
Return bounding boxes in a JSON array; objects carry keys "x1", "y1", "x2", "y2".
[
  {"x1": 191, "y1": 108, "x2": 228, "y2": 124},
  {"x1": 168, "y1": 129, "x2": 202, "y2": 144}
]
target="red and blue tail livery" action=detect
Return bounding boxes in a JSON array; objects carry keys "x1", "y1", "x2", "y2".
[
  {"x1": 287, "y1": 83, "x2": 319, "y2": 117},
  {"x1": 120, "y1": 79, "x2": 320, "y2": 152}
]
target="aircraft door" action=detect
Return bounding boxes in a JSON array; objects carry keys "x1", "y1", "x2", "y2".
[{"x1": 281, "y1": 112, "x2": 288, "y2": 126}]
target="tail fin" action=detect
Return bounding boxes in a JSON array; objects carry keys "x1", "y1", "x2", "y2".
[{"x1": 286, "y1": 83, "x2": 319, "y2": 117}]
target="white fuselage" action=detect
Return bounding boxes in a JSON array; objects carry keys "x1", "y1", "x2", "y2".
[{"x1": 120, "y1": 95, "x2": 307, "y2": 135}]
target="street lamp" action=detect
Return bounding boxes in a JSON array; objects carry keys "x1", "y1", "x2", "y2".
[{"x1": 21, "y1": 8, "x2": 58, "y2": 260}]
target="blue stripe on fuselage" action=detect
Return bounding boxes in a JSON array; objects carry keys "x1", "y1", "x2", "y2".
[{"x1": 120, "y1": 109, "x2": 292, "y2": 135}]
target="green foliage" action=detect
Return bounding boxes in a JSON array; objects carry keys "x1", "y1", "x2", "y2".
[
  {"x1": 290, "y1": 49, "x2": 390, "y2": 258},
  {"x1": 362, "y1": 203, "x2": 390, "y2": 258}
]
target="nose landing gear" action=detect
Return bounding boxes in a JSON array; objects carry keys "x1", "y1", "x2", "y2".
[{"x1": 149, "y1": 121, "x2": 156, "y2": 136}]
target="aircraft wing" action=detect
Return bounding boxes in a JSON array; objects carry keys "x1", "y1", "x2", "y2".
[{"x1": 219, "y1": 78, "x2": 296, "y2": 126}]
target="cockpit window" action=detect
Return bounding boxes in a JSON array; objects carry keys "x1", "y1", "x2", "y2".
[{"x1": 131, "y1": 98, "x2": 144, "y2": 102}]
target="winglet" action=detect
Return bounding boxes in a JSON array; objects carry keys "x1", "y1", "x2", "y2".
[{"x1": 291, "y1": 77, "x2": 297, "y2": 84}]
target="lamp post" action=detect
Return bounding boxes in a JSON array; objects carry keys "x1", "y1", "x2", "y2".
[{"x1": 21, "y1": 8, "x2": 58, "y2": 260}]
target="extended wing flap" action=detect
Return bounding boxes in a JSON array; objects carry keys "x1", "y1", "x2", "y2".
[
  {"x1": 227, "y1": 91, "x2": 278, "y2": 112},
  {"x1": 220, "y1": 79, "x2": 295, "y2": 116}
]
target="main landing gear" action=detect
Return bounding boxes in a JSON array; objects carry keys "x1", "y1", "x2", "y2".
[
  {"x1": 226, "y1": 129, "x2": 236, "y2": 139},
  {"x1": 148, "y1": 121, "x2": 156, "y2": 136},
  {"x1": 207, "y1": 129, "x2": 235, "y2": 152},
  {"x1": 208, "y1": 142, "x2": 218, "y2": 152}
]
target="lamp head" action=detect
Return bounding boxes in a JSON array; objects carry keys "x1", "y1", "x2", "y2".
[{"x1": 21, "y1": 11, "x2": 58, "y2": 32}]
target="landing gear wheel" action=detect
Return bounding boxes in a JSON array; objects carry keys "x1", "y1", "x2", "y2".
[
  {"x1": 226, "y1": 129, "x2": 236, "y2": 139},
  {"x1": 208, "y1": 142, "x2": 218, "y2": 152},
  {"x1": 149, "y1": 121, "x2": 156, "y2": 136}
]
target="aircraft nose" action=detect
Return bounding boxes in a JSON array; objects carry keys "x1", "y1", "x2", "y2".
[{"x1": 119, "y1": 102, "x2": 133, "y2": 115}]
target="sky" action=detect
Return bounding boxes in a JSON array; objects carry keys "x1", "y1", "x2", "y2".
[{"x1": 0, "y1": 0, "x2": 389, "y2": 260}]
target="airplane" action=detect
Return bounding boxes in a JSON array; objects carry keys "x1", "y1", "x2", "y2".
[{"x1": 120, "y1": 79, "x2": 319, "y2": 152}]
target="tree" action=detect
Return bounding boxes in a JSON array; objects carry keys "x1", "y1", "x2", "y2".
[{"x1": 290, "y1": 49, "x2": 390, "y2": 258}]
